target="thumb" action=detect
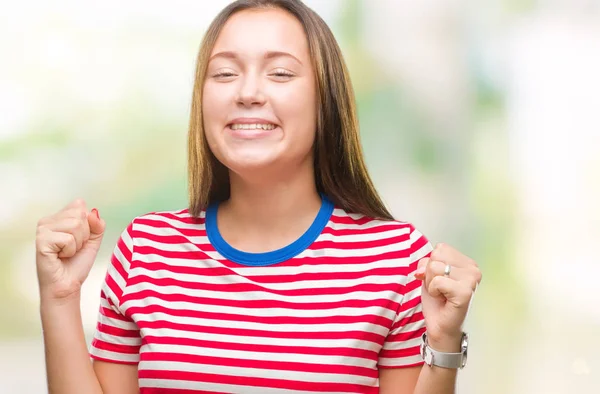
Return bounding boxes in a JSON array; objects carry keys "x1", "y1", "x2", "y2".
[{"x1": 87, "y1": 208, "x2": 106, "y2": 239}]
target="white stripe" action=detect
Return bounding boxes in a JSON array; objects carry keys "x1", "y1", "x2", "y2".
[
  {"x1": 135, "y1": 214, "x2": 205, "y2": 231},
  {"x1": 124, "y1": 295, "x2": 397, "y2": 320},
  {"x1": 96, "y1": 312, "x2": 139, "y2": 331},
  {"x1": 139, "y1": 359, "x2": 376, "y2": 386},
  {"x1": 134, "y1": 223, "x2": 410, "y2": 246},
  {"x1": 94, "y1": 332, "x2": 142, "y2": 347},
  {"x1": 329, "y1": 218, "x2": 403, "y2": 231},
  {"x1": 135, "y1": 222, "x2": 210, "y2": 242},
  {"x1": 400, "y1": 285, "x2": 423, "y2": 306},
  {"x1": 382, "y1": 334, "x2": 423, "y2": 351},
  {"x1": 124, "y1": 282, "x2": 403, "y2": 304},
  {"x1": 138, "y1": 378, "x2": 353, "y2": 394},
  {"x1": 132, "y1": 311, "x2": 391, "y2": 337},
  {"x1": 133, "y1": 252, "x2": 414, "y2": 275},
  {"x1": 134, "y1": 235, "x2": 412, "y2": 260},
  {"x1": 377, "y1": 354, "x2": 423, "y2": 368},
  {"x1": 142, "y1": 326, "x2": 381, "y2": 351},
  {"x1": 130, "y1": 266, "x2": 407, "y2": 291},
  {"x1": 141, "y1": 343, "x2": 377, "y2": 367},
  {"x1": 89, "y1": 347, "x2": 139, "y2": 363}
]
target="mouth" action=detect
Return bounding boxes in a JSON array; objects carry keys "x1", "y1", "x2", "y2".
[{"x1": 228, "y1": 123, "x2": 277, "y2": 131}]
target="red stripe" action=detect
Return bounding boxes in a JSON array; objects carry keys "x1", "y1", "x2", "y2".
[
  {"x1": 99, "y1": 303, "x2": 131, "y2": 322},
  {"x1": 137, "y1": 319, "x2": 387, "y2": 345},
  {"x1": 138, "y1": 369, "x2": 379, "y2": 393},
  {"x1": 127, "y1": 274, "x2": 403, "y2": 297},
  {"x1": 92, "y1": 338, "x2": 140, "y2": 354},
  {"x1": 310, "y1": 235, "x2": 410, "y2": 251},
  {"x1": 128, "y1": 303, "x2": 394, "y2": 328},
  {"x1": 133, "y1": 245, "x2": 413, "y2": 269},
  {"x1": 90, "y1": 354, "x2": 138, "y2": 365},
  {"x1": 329, "y1": 214, "x2": 380, "y2": 226},
  {"x1": 377, "y1": 360, "x2": 424, "y2": 369},
  {"x1": 137, "y1": 213, "x2": 204, "y2": 226},
  {"x1": 142, "y1": 351, "x2": 378, "y2": 378},
  {"x1": 145, "y1": 335, "x2": 378, "y2": 360},
  {"x1": 142, "y1": 389, "x2": 219, "y2": 394},
  {"x1": 322, "y1": 222, "x2": 411, "y2": 236},
  {"x1": 127, "y1": 261, "x2": 411, "y2": 285},
  {"x1": 387, "y1": 325, "x2": 426, "y2": 343},
  {"x1": 379, "y1": 344, "x2": 421, "y2": 359},
  {"x1": 123, "y1": 288, "x2": 401, "y2": 312},
  {"x1": 136, "y1": 218, "x2": 208, "y2": 237},
  {"x1": 96, "y1": 322, "x2": 140, "y2": 337}
]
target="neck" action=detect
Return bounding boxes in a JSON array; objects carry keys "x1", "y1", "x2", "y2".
[{"x1": 218, "y1": 160, "x2": 322, "y2": 244}]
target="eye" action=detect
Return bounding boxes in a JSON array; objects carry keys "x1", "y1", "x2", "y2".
[
  {"x1": 212, "y1": 70, "x2": 237, "y2": 80},
  {"x1": 269, "y1": 68, "x2": 295, "y2": 80}
]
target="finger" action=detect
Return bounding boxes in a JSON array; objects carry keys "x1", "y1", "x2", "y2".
[
  {"x1": 87, "y1": 208, "x2": 106, "y2": 237},
  {"x1": 430, "y1": 243, "x2": 477, "y2": 269},
  {"x1": 414, "y1": 258, "x2": 429, "y2": 280},
  {"x1": 40, "y1": 215, "x2": 89, "y2": 252},
  {"x1": 428, "y1": 276, "x2": 473, "y2": 309},
  {"x1": 37, "y1": 230, "x2": 77, "y2": 259},
  {"x1": 425, "y1": 259, "x2": 447, "y2": 290},
  {"x1": 424, "y1": 260, "x2": 478, "y2": 290}
]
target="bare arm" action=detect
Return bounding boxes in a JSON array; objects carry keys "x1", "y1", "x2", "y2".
[
  {"x1": 40, "y1": 292, "x2": 139, "y2": 394},
  {"x1": 379, "y1": 336, "x2": 459, "y2": 394},
  {"x1": 36, "y1": 200, "x2": 138, "y2": 394},
  {"x1": 41, "y1": 293, "x2": 103, "y2": 394}
]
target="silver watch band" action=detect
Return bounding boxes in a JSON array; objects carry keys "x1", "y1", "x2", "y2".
[{"x1": 420, "y1": 332, "x2": 468, "y2": 369}]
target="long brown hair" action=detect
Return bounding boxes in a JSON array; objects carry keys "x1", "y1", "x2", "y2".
[{"x1": 187, "y1": 0, "x2": 394, "y2": 220}]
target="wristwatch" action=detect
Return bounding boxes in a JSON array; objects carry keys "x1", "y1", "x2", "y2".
[{"x1": 420, "y1": 332, "x2": 469, "y2": 369}]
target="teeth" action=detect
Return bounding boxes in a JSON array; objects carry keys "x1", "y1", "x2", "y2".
[{"x1": 230, "y1": 123, "x2": 276, "y2": 130}]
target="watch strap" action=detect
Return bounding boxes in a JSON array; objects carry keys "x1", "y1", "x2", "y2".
[{"x1": 420, "y1": 332, "x2": 468, "y2": 369}]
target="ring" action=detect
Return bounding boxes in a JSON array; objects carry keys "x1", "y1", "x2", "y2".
[{"x1": 444, "y1": 264, "x2": 452, "y2": 277}]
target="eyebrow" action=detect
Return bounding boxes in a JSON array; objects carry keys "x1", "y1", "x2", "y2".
[{"x1": 208, "y1": 50, "x2": 303, "y2": 65}]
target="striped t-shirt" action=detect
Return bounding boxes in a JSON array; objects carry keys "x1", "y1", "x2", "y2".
[{"x1": 89, "y1": 196, "x2": 433, "y2": 393}]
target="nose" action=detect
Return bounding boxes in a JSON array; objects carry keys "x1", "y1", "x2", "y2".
[{"x1": 236, "y1": 71, "x2": 266, "y2": 107}]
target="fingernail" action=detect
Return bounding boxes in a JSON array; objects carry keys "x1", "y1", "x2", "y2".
[
  {"x1": 415, "y1": 266, "x2": 426, "y2": 276},
  {"x1": 91, "y1": 208, "x2": 100, "y2": 219}
]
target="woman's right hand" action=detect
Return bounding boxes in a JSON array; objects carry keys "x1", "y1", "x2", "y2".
[{"x1": 36, "y1": 199, "x2": 106, "y2": 302}]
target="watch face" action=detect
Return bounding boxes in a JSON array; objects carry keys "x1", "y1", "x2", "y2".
[
  {"x1": 461, "y1": 333, "x2": 469, "y2": 368},
  {"x1": 420, "y1": 336, "x2": 432, "y2": 366},
  {"x1": 423, "y1": 348, "x2": 433, "y2": 366}
]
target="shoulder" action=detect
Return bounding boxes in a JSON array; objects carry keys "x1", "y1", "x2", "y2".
[
  {"x1": 127, "y1": 207, "x2": 203, "y2": 232},
  {"x1": 327, "y1": 206, "x2": 432, "y2": 256}
]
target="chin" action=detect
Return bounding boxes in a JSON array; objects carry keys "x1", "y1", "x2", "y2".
[{"x1": 221, "y1": 152, "x2": 281, "y2": 174}]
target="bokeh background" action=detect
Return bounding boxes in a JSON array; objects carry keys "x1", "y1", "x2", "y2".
[{"x1": 1, "y1": 0, "x2": 599, "y2": 393}]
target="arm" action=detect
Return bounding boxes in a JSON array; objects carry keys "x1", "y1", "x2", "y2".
[
  {"x1": 41, "y1": 293, "x2": 103, "y2": 394},
  {"x1": 378, "y1": 229, "x2": 480, "y2": 394},
  {"x1": 36, "y1": 200, "x2": 140, "y2": 394},
  {"x1": 379, "y1": 335, "x2": 460, "y2": 394},
  {"x1": 40, "y1": 293, "x2": 139, "y2": 394}
]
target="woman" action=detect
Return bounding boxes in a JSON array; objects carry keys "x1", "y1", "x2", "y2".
[{"x1": 35, "y1": 1, "x2": 482, "y2": 393}]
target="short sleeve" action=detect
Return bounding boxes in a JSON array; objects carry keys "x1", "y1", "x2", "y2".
[
  {"x1": 378, "y1": 224, "x2": 433, "y2": 368},
  {"x1": 89, "y1": 221, "x2": 141, "y2": 364}
]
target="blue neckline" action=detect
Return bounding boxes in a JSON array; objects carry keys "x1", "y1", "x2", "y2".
[{"x1": 205, "y1": 195, "x2": 334, "y2": 266}]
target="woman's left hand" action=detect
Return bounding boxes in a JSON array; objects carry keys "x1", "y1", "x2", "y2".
[{"x1": 414, "y1": 243, "x2": 482, "y2": 349}]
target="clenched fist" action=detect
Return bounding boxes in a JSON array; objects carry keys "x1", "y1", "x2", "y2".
[{"x1": 35, "y1": 199, "x2": 106, "y2": 301}]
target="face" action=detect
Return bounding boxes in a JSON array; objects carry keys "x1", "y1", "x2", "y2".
[{"x1": 202, "y1": 8, "x2": 317, "y2": 177}]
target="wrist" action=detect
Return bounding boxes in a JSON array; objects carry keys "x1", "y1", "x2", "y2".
[
  {"x1": 426, "y1": 332, "x2": 463, "y2": 353},
  {"x1": 40, "y1": 288, "x2": 82, "y2": 309}
]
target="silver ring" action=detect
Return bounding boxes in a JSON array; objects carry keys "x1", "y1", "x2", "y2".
[{"x1": 444, "y1": 264, "x2": 452, "y2": 277}]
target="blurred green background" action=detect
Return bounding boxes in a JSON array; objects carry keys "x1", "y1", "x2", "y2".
[{"x1": 1, "y1": 0, "x2": 599, "y2": 393}]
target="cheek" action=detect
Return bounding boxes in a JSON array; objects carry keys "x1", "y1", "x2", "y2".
[
  {"x1": 202, "y1": 82, "x2": 231, "y2": 143},
  {"x1": 271, "y1": 81, "x2": 317, "y2": 138}
]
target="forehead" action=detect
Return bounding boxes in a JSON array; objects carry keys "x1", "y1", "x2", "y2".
[{"x1": 212, "y1": 8, "x2": 310, "y2": 59}]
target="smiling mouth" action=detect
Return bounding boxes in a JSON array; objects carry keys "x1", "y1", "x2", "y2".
[{"x1": 229, "y1": 123, "x2": 277, "y2": 130}]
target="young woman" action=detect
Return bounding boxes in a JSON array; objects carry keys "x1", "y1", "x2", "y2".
[{"x1": 35, "y1": 1, "x2": 482, "y2": 393}]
